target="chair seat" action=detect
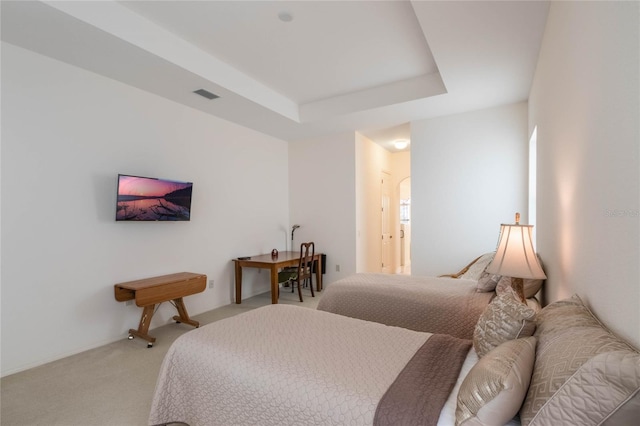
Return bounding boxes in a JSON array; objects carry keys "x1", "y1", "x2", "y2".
[{"x1": 278, "y1": 270, "x2": 297, "y2": 282}]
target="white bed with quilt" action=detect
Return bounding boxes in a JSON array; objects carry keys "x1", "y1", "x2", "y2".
[
  {"x1": 316, "y1": 253, "x2": 543, "y2": 340},
  {"x1": 149, "y1": 293, "x2": 639, "y2": 426},
  {"x1": 316, "y1": 273, "x2": 494, "y2": 340},
  {"x1": 149, "y1": 304, "x2": 482, "y2": 426}
]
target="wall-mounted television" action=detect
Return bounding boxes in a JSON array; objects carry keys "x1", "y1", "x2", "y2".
[{"x1": 116, "y1": 174, "x2": 193, "y2": 221}]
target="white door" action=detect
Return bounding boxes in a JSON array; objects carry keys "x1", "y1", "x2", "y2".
[
  {"x1": 400, "y1": 223, "x2": 406, "y2": 266},
  {"x1": 399, "y1": 177, "x2": 411, "y2": 273},
  {"x1": 381, "y1": 172, "x2": 392, "y2": 273}
]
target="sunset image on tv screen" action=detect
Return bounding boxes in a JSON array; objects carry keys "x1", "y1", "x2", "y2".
[{"x1": 116, "y1": 174, "x2": 192, "y2": 221}]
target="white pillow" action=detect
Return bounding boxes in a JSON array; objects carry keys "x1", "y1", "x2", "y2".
[
  {"x1": 456, "y1": 337, "x2": 537, "y2": 426},
  {"x1": 460, "y1": 253, "x2": 495, "y2": 281},
  {"x1": 476, "y1": 270, "x2": 502, "y2": 292}
]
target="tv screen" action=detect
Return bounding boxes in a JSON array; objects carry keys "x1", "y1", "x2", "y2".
[{"x1": 116, "y1": 174, "x2": 193, "y2": 221}]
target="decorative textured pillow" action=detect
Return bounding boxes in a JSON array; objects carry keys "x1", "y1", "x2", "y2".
[
  {"x1": 495, "y1": 283, "x2": 529, "y2": 306},
  {"x1": 528, "y1": 350, "x2": 640, "y2": 425},
  {"x1": 495, "y1": 276, "x2": 544, "y2": 299},
  {"x1": 520, "y1": 294, "x2": 638, "y2": 425},
  {"x1": 456, "y1": 337, "x2": 537, "y2": 426},
  {"x1": 460, "y1": 253, "x2": 495, "y2": 281},
  {"x1": 531, "y1": 293, "x2": 602, "y2": 337},
  {"x1": 473, "y1": 292, "x2": 536, "y2": 358}
]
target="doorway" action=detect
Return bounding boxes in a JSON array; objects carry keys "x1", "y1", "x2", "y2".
[
  {"x1": 398, "y1": 177, "x2": 411, "y2": 274},
  {"x1": 381, "y1": 172, "x2": 392, "y2": 273}
]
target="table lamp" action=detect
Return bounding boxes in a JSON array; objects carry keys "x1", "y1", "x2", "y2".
[{"x1": 486, "y1": 213, "x2": 546, "y2": 303}]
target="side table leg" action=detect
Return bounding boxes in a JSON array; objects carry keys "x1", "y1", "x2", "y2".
[
  {"x1": 316, "y1": 255, "x2": 323, "y2": 291},
  {"x1": 235, "y1": 262, "x2": 243, "y2": 304},
  {"x1": 270, "y1": 266, "x2": 279, "y2": 304},
  {"x1": 172, "y1": 297, "x2": 200, "y2": 328},
  {"x1": 128, "y1": 304, "x2": 157, "y2": 348}
]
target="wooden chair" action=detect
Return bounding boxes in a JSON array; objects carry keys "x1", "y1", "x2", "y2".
[{"x1": 278, "y1": 242, "x2": 315, "y2": 302}]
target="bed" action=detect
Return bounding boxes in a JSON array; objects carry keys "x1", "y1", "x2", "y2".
[
  {"x1": 316, "y1": 273, "x2": 493, "y2": 339},
  {"x1": 149, "y1": 304, "x2": 478, "y2": 426},
  {"x1": 316, "y1": 253, "x2": 543, "y2": 340},
  {"x1": 149, "y1": 294, "x2": 639, "y2": 426}
]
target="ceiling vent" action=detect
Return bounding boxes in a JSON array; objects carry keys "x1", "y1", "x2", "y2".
[{"x1": 193, "y1": 89, "x2": 220, "y2": 100}]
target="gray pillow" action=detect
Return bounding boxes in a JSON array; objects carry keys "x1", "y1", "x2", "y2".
[
  {"x1": 527, "y1": 350, "x2": 640, "y2": 425},
  {"x1": 520, "y1": 294, "x2": 639, "y2": 425},
  {"x1": 473, "y1": 292, "x2": 536, "y2": 358}
]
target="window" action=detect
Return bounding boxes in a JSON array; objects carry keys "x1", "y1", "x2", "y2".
[
  {"x1": 529, "y1": 126, "x2": 537, "y2": 244},
  {"x1": 400, "y1": 198, "x2": 411, "y2": 224}
]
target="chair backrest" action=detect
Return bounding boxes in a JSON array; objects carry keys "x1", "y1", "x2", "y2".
[{"x1": 297, "y1": 242, "x2": 315, "y2": 281}]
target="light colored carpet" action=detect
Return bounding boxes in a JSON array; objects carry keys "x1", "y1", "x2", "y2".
[{"x1": 1, "y1": 289, "x2": 322, "y2": 426}]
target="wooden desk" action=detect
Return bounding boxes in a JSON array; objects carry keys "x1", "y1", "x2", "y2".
[
  {"x1": 233, "y1": 252, "x2": 323, "y2": 304},
  {"x1": 114, "y1": 272, "x2": 206, "y2": 347}
]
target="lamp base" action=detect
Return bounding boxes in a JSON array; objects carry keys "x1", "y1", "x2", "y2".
[{"x1": 511, "y1": 277, "x2": 526, "y2": 304}]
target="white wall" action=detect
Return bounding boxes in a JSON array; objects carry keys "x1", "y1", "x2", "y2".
[
  {"x1": 529, "y1": 2, "x2": 639, "y2": 348},
  {"x1": 355, "y1": 133, "x2": 391, "y2": 273},
  {"x1": 1, "y1": 43, "x2": 289, "y2": 375},
  {"x1": 411, "y1": 102, "x2": 529, "y2": 275},
  {"x1": 288, "y1": 132, "x2": 357, "y2": 285}
]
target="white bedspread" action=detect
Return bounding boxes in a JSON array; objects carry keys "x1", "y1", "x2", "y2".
[
  {"x1": 317, "y1": 273, "x2": 494, "y2": 339},
  {"x1": 149, "y1": 304, "x2": 434, "y2": 426},
  {"x1": 149, "y1": 304, "x2": 524, "y2": 426}
]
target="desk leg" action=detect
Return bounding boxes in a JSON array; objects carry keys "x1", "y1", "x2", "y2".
[
  {"x1": 172, "y1": 297, "x2": 200, "y2": 328},
  {"x1": 270, "y1": 266, "x2": 279, "y2": 304},
  {"x1": 316, "y1": 256, "x2": 323, "y2": 291},
  {"x1": 128, "y1": 305, "x2": 157, "y2": 348},
  {"x1": 235, "y1": 262, "x2": 242, "y2": 304}
]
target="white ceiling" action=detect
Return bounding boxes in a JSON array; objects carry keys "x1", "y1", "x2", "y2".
[{"x1": 1, "y1": 0, "x2": 549, "y2": 152}]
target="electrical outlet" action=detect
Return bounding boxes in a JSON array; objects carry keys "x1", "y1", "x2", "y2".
[
  {"x1": 336, "y1": 264, "x2": 341, "y2": 272},
  {"x1": 125, "y1": 300, "x2": 133, "y2": 306},
  {"x1": 209, "y1": 280, "x2": 214, "y2": 289}
]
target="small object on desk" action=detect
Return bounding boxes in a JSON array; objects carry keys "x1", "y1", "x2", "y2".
[
  {"x1": 271, "y1": 249, "x2": 278, "y2": 259},
  {"x1": 237, "y1": 256, "x2": 251, "y2": 260},
  {"x1": 114, "y1": 272, "x2": 206, "y2": 348}
]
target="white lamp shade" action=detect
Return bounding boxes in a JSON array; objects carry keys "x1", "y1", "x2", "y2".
[{"x1": 486, "y1": 224, "x2": 547, "y2": 279}]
